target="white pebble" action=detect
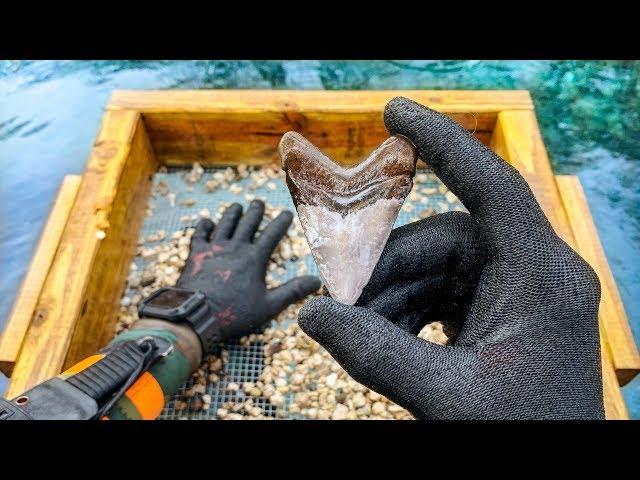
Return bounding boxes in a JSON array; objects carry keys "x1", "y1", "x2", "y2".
[{"x1": 445, "y1": 191, "x2": 458, "y2": 204}]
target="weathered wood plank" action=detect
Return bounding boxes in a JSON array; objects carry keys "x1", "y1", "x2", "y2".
[
  {"x1": 63, "y1": 116, "x2": 158, "y2": 370},
  {"x1": 109, "y1": 90, "x2": 529, "y2": 167},
  {"x1": 0, "y1": 175, "x2": 82, "y2": 377},
  {"x1": 148, "y1": 120, "x2": 493, "y2": 168},
  {"x1": 6, "y1": 111, "x2": 157, "y2": 398},
  {"x1": 599, "y1": 327, "x2": 630, "y2": 419},
  {"x1": 556, "y1": 175, "x2": 640, "y2": 386},
  {"x1": 109, "y1": 89, "x2": 534, "y2": 113}
]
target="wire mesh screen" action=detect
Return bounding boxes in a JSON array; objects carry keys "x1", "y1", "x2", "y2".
[{"x1": 119, "y1": 165, "x2": 465, "y2": 420}]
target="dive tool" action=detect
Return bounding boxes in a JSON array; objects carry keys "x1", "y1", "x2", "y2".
[{"x1": 0, "y1": 336, "x2": 172, "y2": 420}]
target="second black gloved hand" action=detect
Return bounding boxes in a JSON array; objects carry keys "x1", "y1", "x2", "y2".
[
  {"x1": 177, "y1": 200, "x2": 321, "y2": 342},
  {"x1": 298, "y1": 97, "x2": 604, "y2": 420}
]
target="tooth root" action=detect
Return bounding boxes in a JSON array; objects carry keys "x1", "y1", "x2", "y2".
[{"x1": 280, "y1": 132, "x2": 418, "y2": 305}]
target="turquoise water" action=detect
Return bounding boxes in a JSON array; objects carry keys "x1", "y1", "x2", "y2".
[{"x1": 1, "y1": 60, "x2": 639, "y2": 417}]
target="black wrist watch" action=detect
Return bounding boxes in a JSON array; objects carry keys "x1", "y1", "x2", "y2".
[{"x1": 138, "y1": 287, "x2": 221, "y2": 353}]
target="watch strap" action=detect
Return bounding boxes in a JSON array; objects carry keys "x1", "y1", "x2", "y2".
[
  {"x1": 138, "y1": 287, "x2": 222, "y2": 354},
  {"x1": 186, "y1": 300, "x2": 221, "y2": 353}
]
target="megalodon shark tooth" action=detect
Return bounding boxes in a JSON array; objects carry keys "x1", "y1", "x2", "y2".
[{"x1": 279, "y1": 131, "x2": 417, "y2": 305}]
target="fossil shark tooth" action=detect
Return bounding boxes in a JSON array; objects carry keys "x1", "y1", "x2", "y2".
[{"x1": 279, "y1": 131, "x2": 417, "y2": 305}]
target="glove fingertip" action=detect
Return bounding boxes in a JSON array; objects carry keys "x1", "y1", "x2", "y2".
[
  {"x1": 277, "y1": 209, "x2": 294, "y2": 225},
  {"x1": 192, "y1": 218, "x2": 215, "y2": 241},
  {"x1": 385, "y1": 97, "x2": 450, "y2": 146},
  {"x1": 298, "y1": 295, "x2": 347, "y2": 338},
  {"x1": 383, "y1": 96, "x2": 421, "y2": 130},
  {"x1": 297, "y1": 275, "x2": 322, "y2": 296},
  {"x1": 299, "y1": 293, "x2": 333, "y2": 312}
]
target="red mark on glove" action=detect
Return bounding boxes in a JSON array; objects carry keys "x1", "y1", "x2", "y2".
[
  {"x1": 215, "y1": 269, "x2": 232, "y2": 282},
  {"x1": 189, "y1": 244, "x2": 225, "y2": 276},
  {"x1": 216, "y1": 306, "x2": 238, "y2": 326},
  {"x1": 190, "y1": 251, "x2": 212, "y2": 276}
]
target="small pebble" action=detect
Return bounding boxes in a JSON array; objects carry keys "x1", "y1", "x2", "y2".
[
  {"x1": 419, "y1": 208, "x2": 436, "y2": 219},
  {"x1": 205, "y1": 179, "x2": 219, "y2": 192},
  {"x1": 445, "y1": 191, "x2": 458, "y2": 204},
  {"x1": 191, "y1": 397, "x2": 203, "y2": 412},
  {"x1": 185, "y1": 162, "x2": 204, "y2": 184},
  {"x1": 401, "y1": 203, "x2": 414, "y2": 213},
  {"x1": 229, "y1": 184, "x2": 243, "y2": 195},
  {"x1": 154, "y1": 181, "x2": 170, "y2": 196}
]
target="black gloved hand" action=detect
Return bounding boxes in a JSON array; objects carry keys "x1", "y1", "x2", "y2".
[
  {"x1": 298, "y1": 97, "x2": 604, "y2": 420},
  {"x1": 177, "y1": 200, "x2": 321, "y2": 343}
]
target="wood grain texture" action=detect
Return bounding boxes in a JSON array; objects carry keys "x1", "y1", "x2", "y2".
[
  {"x1": 108, "y1": 90, "x2": 530, "y2": 167},
  {"x1": 556, "y1": 175, "x2": 640, "y2": 386},
  {"x1": 0, "y1": 175, "x2": 82, "y2": 377},
  {"x1": 109, "y1": 89, "x2": 534, "y2": 113},
  {"x1": 599, "y1": 327, "x2": 630, "y2": 419},
  {"x1": 63, "y1": 116, "x2": 158, "y2": 370},
  {"x1": 6, "y1": 111, "x2": 158, "y2": 398}
]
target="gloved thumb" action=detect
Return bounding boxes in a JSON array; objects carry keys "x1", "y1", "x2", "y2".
[{"x1": 298, "y1": 296, "x2": 471, "y2": 416}]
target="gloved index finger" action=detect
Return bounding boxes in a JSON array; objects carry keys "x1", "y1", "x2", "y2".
[
  {"x1": 255, "y1": 210, "x2": 294, "y2": 257},
  {"x1": 384, "y1": 97, "x2": 553, "y2": 251}
]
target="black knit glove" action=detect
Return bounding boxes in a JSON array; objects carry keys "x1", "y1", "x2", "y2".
[
  {"x1": 177, "y1": 200, "x2": 321, "y2": 343},
  {"x1": 298, "y1": 97, "x2": 604, "y2": 420}
]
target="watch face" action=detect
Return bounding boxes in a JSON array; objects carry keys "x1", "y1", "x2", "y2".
[{"x1": 147, "y1": 289, "x2": 194, "y2": 309}]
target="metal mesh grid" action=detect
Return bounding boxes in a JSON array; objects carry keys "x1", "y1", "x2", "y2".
[
  {"x1": 162, "y1": 340, "x2": 279, "y2": 420},
  {"x1": 123, "y1": 166, "x2": 465, "y2": 420}
]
